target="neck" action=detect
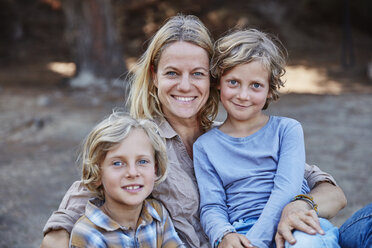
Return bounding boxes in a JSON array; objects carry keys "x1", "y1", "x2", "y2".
[
  {"x1": 166, "y1": 116, "x2": 203, "y2": 158},
  {"x1": 101, "y1": 200, "x2": 143, "y2": 230},
  {"x1": 220, "y1": 113, "x2": 269, "y2": 138}
]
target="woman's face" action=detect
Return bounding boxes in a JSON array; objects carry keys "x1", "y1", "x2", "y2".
[{"x1": 153, "y1": 41, "x2": 210, "y2": 122}]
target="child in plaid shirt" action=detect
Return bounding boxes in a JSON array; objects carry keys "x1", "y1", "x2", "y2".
[{"x1": 69, "y1": 112, "x2": 184, "y2": 247}]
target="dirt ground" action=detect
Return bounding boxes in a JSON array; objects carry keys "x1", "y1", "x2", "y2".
[{"x1": 0, "y1": 67, "x2": 372, "y2": 247}]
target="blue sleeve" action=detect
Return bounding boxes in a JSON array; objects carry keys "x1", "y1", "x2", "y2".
[
  {"x1": 246, "y1": 122, "x2": 306, "y2": 248},
  {"x1": 193, "y1": 141, "x2": 236, "y2": 247}
]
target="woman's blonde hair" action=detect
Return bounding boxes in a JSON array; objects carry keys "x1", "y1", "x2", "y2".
[
  {"x1": 80, "y1": 112, "x2": 167, "y2": 200},
  {"x1": 212, "y1": 29, "x2": 287, "y2": 109},
  {"x1": 128, "y1": 14, "x2": 219, "y2": 130}
]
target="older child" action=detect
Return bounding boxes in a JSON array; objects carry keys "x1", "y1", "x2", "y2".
[
  {"x1": 193, "y1": 29, "x2": 340, "y2": 248},
  {"x1": 69, "y1": 113, "x2": 184, "y2": 247}
]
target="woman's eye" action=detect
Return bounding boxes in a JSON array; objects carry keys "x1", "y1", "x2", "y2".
[
  {"x1": 112, "y1": 161, "x2": 123, "y2": 167},
  {"x1": 166, "y1": 71, "x2": 177, "y2": 76},
  {"x1": 228, "y1": 80, "x2": 238, "y2": 86},
  {"x1": 252, "y1": 83, "x2": 261, "y2": 89},
  {"x1": 193, "y1": 72, "x2": 204, "y2": 76}
]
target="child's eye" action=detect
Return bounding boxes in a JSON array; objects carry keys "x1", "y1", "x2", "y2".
[
  {"x1": 138, "y1": 159, "x2": 149, "y2": 165},
  {"x1": 112, "y1": 161, "x2": 123, "y2": 167},
  {"x1": 228, "y1": 80, "x2": 238, "y2": 86},
  {"x1": 252, "y1": 82, "x2": 261, "y2": 89}
]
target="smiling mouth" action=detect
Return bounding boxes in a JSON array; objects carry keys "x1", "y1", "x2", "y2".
[
  {"x1": 173, "y1": 96, "x2": 196, "y2": 102},
  {"x1": 122, "y1": 185, "x2": 143, "y2": 192},
  {"x1": 232, "y1": 102, "x2": 250, "y2": 108}
]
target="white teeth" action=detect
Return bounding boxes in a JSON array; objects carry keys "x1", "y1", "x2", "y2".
[
  {"x1": 125, "y1": 186, "x2": 140, "y2": 190},
  {"x1": 175, "y1": 96, "x2": 195, "y2": 102}
]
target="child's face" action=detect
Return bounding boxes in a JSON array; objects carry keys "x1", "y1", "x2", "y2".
[
  {"x1": 218, "y1": 61, "x2": 271, "y2": 122},
  {"x1": 99, "y1": 128, "x2": 157, "y2": 211}
]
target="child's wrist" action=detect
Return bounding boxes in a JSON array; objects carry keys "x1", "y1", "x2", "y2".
[{"x1": 214, "y1": 230, "x2": 235, "y2": 247}]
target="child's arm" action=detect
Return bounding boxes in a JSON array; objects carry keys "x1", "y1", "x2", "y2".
[
  {"x1": 193, "y1": 142, "x2": 237, "y2": 248},
  {"x1": 246, "y1": 120, "x2": 306, "y2": 248},
  {"x1": 41, "y1": 181, "x2": 94, "y2": 247}
]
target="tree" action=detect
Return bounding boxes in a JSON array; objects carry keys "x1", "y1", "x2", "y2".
[{"x1": 63, "y1": 0, "x2": 126, "y2": 88}]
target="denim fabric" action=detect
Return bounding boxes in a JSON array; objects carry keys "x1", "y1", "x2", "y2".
[
  {"x1": 233, "y1": 218, "x2": 257, "y2": 235},
  {"x1": 339, "y1": 202, "x2": 372, "y2": 248},
  {"x1": 286, "y1": 218, "x2": 340, "y2": 248},
  {"x1": 233, "y1": 217, "x2": 340, "y2": 248}
]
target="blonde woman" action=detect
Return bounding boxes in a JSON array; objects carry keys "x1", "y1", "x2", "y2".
[{"x1": 42, "y1": 15, "x2": 345, "y2": 248}]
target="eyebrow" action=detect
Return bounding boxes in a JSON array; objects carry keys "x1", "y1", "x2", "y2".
[{"x1": 162, "y1": 66, "x2": 209, "y2": 72}]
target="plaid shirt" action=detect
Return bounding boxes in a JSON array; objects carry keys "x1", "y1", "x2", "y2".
[{"x1": 70, "y1": 198, "x2": 184, "y2": 248}]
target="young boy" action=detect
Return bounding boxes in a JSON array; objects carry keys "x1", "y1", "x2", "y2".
[
  {"x1": 193, "y1": 29, "x2": 340, "y2": 248},
  {"x1": 69, "y1": 112, "x2": 184, "y2": 247}
]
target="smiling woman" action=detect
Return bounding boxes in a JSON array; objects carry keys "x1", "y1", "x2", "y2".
[{"x1": 153, "y1": 41, "x2": 210, "y2": 128}]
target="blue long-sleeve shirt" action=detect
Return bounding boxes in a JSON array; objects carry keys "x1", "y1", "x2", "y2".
[{"x1": 193, "y1": 116, "x2": 310, "y2": 248}]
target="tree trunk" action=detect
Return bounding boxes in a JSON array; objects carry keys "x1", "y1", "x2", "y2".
[{"x1": 63, "y1": 0, "x2": 126, "y2": 87}]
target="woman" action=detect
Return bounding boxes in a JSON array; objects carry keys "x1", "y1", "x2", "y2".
[{"x1": 41, "y1": 14, "x2": 346, "y2": 248}]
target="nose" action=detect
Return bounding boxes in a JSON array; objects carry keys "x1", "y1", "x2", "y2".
[
  {"x1": 177, "y1": 74, "x2": 191, "y2": 91},
  {"x1": 237, "y1": 86, "x2": 250, "y2": 100},
  {"x1": 125, "y1": 164, "x2": 140, "y2": 178}
]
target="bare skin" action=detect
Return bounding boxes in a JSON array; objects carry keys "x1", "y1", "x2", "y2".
[
  {"x1": 275, "y1": 182, "x2": 347, "y2": 248},
  {"x1": 40, "y1": 229, "x2": 69, "y2": 248},
  {"x1": 218, "y1": 233, "x2": 256, "y2": 248}
]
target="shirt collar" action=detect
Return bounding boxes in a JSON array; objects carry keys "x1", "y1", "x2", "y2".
[
  {"x1": 86, "y1": 198, "x2": 161, "y2": 232},
  {"x1": 154, "y1": 117, "x2": 178, "y2": 139}
]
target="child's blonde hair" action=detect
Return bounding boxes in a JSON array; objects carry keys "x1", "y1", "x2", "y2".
[
  {"x1": 128, "y1": 14, "x2": 219, "y2": 129},
  {"x1": 212, "y1": 29, "x2": 287, "y2": 109},
  {"x1": 80, "y1": 112, "x2": 167, "y2": 200}
]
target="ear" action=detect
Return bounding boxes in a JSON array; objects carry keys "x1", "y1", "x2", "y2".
[
  {"x1": 267, "y1": 90, "x2": 273, "y2": 99},
  {"x1": 151, "y1": 65, "x2": 158, "y2": 88},
  {"x1": 94, "y1": 164, "x2": 102, "y2": 186},
  {"x1": 154, "y1": 161, "x2": 159, "y2": 176},
  {"x1": 154, "y1": 161, "x2": 162, "y2": 181}
]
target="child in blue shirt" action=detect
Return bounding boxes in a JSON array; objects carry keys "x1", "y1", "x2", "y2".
[{"x1": 193, "y1": 29, "x2": 340, "y2": 248}]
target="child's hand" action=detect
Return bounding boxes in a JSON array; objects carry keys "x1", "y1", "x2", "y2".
[
  {"x1": 275, "y1": 200, "x2": 324, "y2": 248},
  {"x1": 218, "y1": 233, "x2": 256, "y2": 248}
]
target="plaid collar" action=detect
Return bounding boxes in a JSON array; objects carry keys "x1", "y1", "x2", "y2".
[{"x1": 85, "y1": 198, "x2": 161, "y2": 232}]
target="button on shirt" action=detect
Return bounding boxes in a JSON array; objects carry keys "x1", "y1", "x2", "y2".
[{"x1": 70, "y1": 198, "x2": 184, "y2": 248}]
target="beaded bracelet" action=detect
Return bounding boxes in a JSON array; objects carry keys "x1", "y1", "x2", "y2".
[{"x1": 291, "y1": 194, "x2": 319, "y2": 215}]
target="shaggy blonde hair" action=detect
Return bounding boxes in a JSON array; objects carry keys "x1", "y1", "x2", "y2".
[
  {"x1": 128, "y1": 14, "x2": 219, "y2": 130},
  {"x1": 212, "y1": 29, "x2": 287, "y2": 109},
  {"x1": 80, "y1": 112, "x2": 167, "y2": 200}
]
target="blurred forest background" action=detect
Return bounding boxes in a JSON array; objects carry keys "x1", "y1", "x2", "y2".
[
  {"x1": 0, "y1": 0, "x2": 372, "y2": 247},
  {"x1": 1, "y1": 0, "x2": 372, "y2": 89}
]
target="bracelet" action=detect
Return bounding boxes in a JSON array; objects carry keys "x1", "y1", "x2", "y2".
[
  {"x1": 291, "y1": 194, "x2": 319, "y2": 215},
  {"x1": 214, "y1": 230, "x2": 235, "y2": 247}
]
